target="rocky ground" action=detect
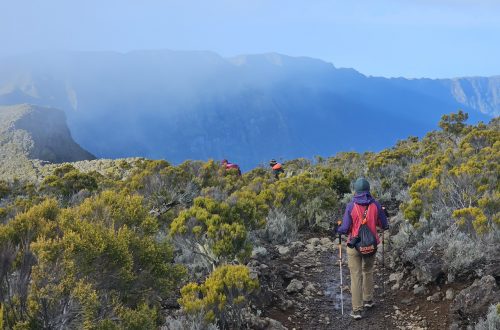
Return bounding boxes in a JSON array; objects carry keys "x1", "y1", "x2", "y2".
[{"x1": 246, "y1": 232, "x2": 498, "y2": 330}]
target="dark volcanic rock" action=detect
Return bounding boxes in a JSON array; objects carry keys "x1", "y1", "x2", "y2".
[
  {"x1": 411, "y1": 252, "x2": 444, "y2": 285},
  {"x1": 450, "y1": 275, "x2": 500, "y2": 326}
]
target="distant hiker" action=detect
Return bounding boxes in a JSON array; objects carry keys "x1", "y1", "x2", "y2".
[
  {"x1": 335, "y1": 178, "x2": 389, "y2": 320},
  {"x1": 269, "y1": 159, "x2": 284, "y2": 179},
  {"x1": 221, "y1": 159, "x2": 242, "y2": 176}
]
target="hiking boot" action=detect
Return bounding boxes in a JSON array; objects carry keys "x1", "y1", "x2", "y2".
[
  {"x1": 350, "y1": 310, "x2": 362, "y2": 320},
  {"x1": 364, "y1": 300, "x2": 375, "y2": 308}
]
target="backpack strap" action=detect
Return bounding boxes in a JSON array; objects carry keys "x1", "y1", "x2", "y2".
[
  {"x1": 362, "y1": 204, "x2": 370, "y2": 219},
  {"x1": 355, "y1": 202, "x2": 372, "y2": 225}
]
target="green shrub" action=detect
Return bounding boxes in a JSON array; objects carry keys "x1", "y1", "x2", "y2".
[
  {"x1": 179, "y1": 265, "x2": 258, "y2": 327},
  {"x1": 42, "y1": 165, "x2": 99, "y2": 197},
  {"x1": 170, "y1": 195, "x2": 266, "y2": 264}
]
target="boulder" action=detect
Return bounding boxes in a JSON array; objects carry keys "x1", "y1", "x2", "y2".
[
  {"x1": 252, "y1": 246, "x2": 268, "y2": 259},
  {"x1": 259, "y1": 263, "x2": 269, "y2": 271},
  {"x1": 305, "y1": 244, "x2": 316, "y2": 252},
  {"x1": 277, "y1": 264, "x2": 295, "y2": 280},
  {"x1": 247, "y1": 315, "x2": 268, "y2": 330},
  {"x1": 413, "y1": 285, "x2": 425, "y2": 296},
  {"x1": 265, "y1": 318, "x2": 288, "y2": 330},
  {"x1": 320, "y1": 237, "x2": 332, "y2": 246},
  {"x1": 445, "y1": 288, "x2": 454, "y2": 301},
  {"x1": 450, "y1": 275, "x2": 500, "y2": 325},
  {"x1": 427, "y1": 292, "x2": 443, "y2": 302},
  {"x1": 247, "y1": 260, "x2": 261, "y2": 279},
  {"x1": 304, "y1": 283, "x2": 316, "y2": 297},
  {"x1": 279, "y1": 299, "x2": 294, "y2": 311},
  {"x1": 277, "y1": 246, "x2": 290, "y2": 256},
  {"x1": 389, "y1": 272, "x2": 404, "y2": 283},
  {"x1": 289, "y1": 241, "x2": 305, "y2": 251},
  {"x1": 401, "y1": 298, "x2": 414, "y2": 306},
  {"x1": 412, "y1": 264, "x2": 443, "y2": 284},
  {"x1": 307, "y1": 237, "x2": 321, "y2": 246},
  {"x1": 286, "y1": 279, "x2": 304, "y2": 294},
  {"x1": 292, "y1": 252, "x2": 317, "y2": 269},
  {"x1": 411, "y1": 253, "x2": 443, "y2": 284},
  {"x1": 244, "y1": 312, "x2": 288, "y2": 330}
]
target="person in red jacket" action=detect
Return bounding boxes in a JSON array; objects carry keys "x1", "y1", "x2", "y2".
[
  {"x1": 336, "y1": 178, "x2": 389, "y2": 320},
  {"x1": 269, "y1": 159, "x2": 284, "y2": 179},
  {"x1": 221, "y1": 159, "x2": 241, "y2": 176}
]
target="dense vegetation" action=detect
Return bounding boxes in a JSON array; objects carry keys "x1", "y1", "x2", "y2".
[{"x1": 0, "y1": 112, "x2": 498, "y2": 329}]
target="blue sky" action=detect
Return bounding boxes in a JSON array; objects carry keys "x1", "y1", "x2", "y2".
[{"x1": 1, "y1": 0, "x2": 499, "y2": 78}]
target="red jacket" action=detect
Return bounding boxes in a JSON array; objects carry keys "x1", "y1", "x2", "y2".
[
  {"x1": 337, "y1": 192, "x2": 389, "y2": 245},
  {"x1": 224, "y1": 162, "x2": 241, "y2": 175}
]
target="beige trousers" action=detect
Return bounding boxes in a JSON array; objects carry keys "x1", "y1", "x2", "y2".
[{"x1": 347, "y1": 246, "x2": 375, "y2": 312}]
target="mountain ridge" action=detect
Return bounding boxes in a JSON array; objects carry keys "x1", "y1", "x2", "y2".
[
  {"x1": 0, "y1": 50, "x2": 497, "y2": 168},
  {"x1": 1, "y1": 50, "x2": 498, "y2": 114},
  {"x1": 0, "y1": 104, "x2": 95, "y2": 180}
]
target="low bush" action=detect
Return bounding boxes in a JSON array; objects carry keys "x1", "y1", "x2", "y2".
[
  {"x1": 179, "y1": 265, "x2": 258, "y2": 328},
  {"x1": 474, "y1": 304, "x2": 500, "y2": 330},
  {"x1": 396, "y1": 218, "x2": 498, "y2": 283},
  {"x1": 262, "y1": 208, "x2": 297, "y2": 244},
  {"x1": 170, "y1": 195, "x2": 266, "y2": 266},
  {"x1": 162, "y1": 313, "x2": 219, "y2": 330}
]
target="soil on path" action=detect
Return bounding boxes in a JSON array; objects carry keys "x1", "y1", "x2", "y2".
[{"x1": 256, "y1": 233, "x2": 452, "y2": 330}]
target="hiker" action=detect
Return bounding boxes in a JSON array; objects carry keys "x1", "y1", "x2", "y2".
[
  {"x1": 269, "y1": 159, "x2": 284, "y2": 179},
  {"x1": 221, "y1": 159, "x2": 241, "y2": 176},
  {"x1": 335, "y1": 177, "x2": 389, "y2": 320}
]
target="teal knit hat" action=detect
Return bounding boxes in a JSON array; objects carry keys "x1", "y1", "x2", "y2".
[{"x1": 353, "y1": 178, "x2": 370, "y2": 193}]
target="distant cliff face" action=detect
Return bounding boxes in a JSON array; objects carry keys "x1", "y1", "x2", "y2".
[
  {"x1": 0, "y1": 104, "x2": 95, "y2": 179},
  {"x1": 0, "y1": 51, "x2": 496, "y2": 168},
  {"x1": 447, "y1": 77, "x2": 500, "y2": 116}
]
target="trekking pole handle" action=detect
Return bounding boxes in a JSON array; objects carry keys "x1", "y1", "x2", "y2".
[{"x1": 337, "y1": 220, "x2": 342, "y2": 245}]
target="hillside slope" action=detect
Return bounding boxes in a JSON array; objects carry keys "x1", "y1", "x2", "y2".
[
  {"x1": 0, "y1": 104, "x2": 95, "y2": 180},
  {"x1": 0, "y1": 51, "x2": 497, "y2": 168},
  {"x1": 0, "y1": 115, "x2": 498, "y2": 329}
]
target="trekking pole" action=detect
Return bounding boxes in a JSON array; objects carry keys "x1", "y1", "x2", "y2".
[
  {"x1": 384, "y1": 206, "x2": 390, "y2": 252},
  {"x1": 381, "y1": 206, "x2": 389, "y2": 297},
  {"x1": 337, "y1": 220, "x2": 344, "y2": 315},
  {"x1": 381, "y1": 228, "x2": 386, "y2": 297}
]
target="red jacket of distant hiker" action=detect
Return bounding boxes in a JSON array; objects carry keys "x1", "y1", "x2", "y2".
[
  {"x1": 272, "y1": 163, "x2": 283, "y2": 171},
  {"x1": 223, "y1": 162, "x2": 241, "y2": 175},
  {"x1": 337, "y1": 192, "x2": 389, "y2": 245}
]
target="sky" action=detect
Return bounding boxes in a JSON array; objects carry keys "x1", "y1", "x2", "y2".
[{"x1": 1, "y1": 0, "x2": 499, "y2": 78}]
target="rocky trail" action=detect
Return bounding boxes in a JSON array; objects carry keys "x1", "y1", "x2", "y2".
[{"x1": 248, "y1": 233, "x2": 458, "y2": 330}]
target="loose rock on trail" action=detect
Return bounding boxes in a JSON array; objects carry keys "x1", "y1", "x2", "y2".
[{"x1": 248, "y1": 233, "x2": 453, "y2": 330}]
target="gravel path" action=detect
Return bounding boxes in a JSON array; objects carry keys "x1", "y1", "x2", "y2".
[{"x1": 255, "y1": 234, "x2": 450, "y2": 330}]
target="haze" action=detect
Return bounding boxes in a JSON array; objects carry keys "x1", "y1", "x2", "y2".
[{"x1": 1, "y1": 0, "x2": 499, "y2": 78}]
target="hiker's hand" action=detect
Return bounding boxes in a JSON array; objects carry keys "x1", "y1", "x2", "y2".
[
  {"x1": 332, "y1": 220, "x2": 342, "y2": 235},
  {"x1": 331, "y1": 224, "x2": 339, "y2": 236}
]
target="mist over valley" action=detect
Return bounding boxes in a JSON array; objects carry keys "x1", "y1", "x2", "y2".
[{"x1": 0, "y1": 50, "x2": 497, "y2": 168}]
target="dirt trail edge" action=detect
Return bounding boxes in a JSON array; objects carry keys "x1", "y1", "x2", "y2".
[{"x1": 250, "y1": 233, "x2": 451, "y2": 330}]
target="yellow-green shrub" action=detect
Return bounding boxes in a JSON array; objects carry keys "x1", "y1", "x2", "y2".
[
  {"x1": 453, "y1": 207, "x2": 489, "y2": 235},
  {"x1": 171, "y1": 195, "x2": 266, "y2": 263},
  {"x1": 179, "y1": 265, "x2": 258, "y2": 324},
  {"x1": 1, "y1": 190, "x2": 185, "y2": 329}
]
